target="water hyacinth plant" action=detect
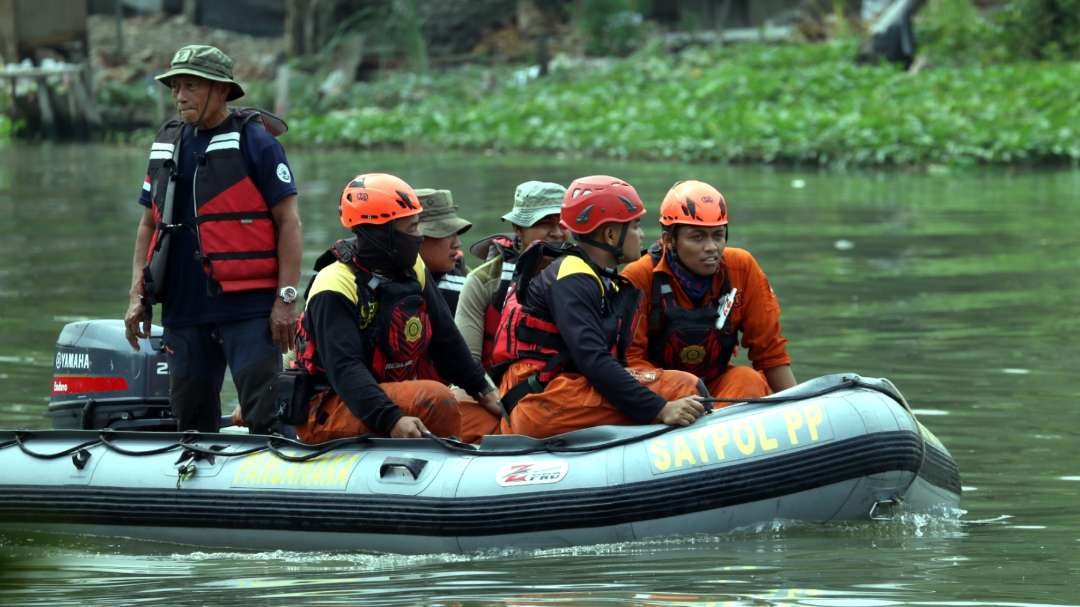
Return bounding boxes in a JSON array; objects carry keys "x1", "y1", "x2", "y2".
[{"x1": 286, "y1": 39, "x2": 1080, "y2": 167}]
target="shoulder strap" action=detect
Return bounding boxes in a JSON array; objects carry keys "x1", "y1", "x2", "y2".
[
  {"x1": 648, "y1": 271, "x2": 672, "y2": 336},
  {"x1": 509, "y1": 241, "x2": 571, "y2": 307},
  {"x1": 230, "y1": 106, "x2": 288, "y2": 136}
]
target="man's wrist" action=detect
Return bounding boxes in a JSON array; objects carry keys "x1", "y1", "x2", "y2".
[{"x1": 277, "y1": 285, "x2": 299, "y2": 304}]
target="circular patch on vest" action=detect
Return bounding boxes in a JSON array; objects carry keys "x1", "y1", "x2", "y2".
[
  {"x1": 276, "y1": 162, "x2": 292, "y2": 183},
  {"x1": 679, "y1": 345, "x2": 706, "y2": 365},
  {"x1": 404, "y1": 316, "x2": 423, "y2": 343}
]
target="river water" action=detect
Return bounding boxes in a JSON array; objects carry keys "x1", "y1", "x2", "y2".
[{"x1": 0, "y1": 143, "x2": 1077, "y2": 606}]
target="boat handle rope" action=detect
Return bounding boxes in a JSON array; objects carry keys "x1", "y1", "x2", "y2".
[
  {"x1": 12, "y1": 432, "x2": 100, "y2": 459},
  {"x1": 97, "y1": 430, "x2": 190, "y2": 456}
]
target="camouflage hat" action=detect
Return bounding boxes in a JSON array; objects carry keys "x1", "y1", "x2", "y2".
[
  {"x1": 416, "y1": 189, "x2": 472, "y2": 239},
  {"x1": 501, "y1": 181, "x2": 566, "y2": 227},
  {"x1": 155, "y1": 45, "x2": 245, "y2": 101}
]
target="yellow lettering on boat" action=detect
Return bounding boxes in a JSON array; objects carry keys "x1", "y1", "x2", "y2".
[
  {"x1": 690, "y1": 430, "x2": 711, "y2": 463},
  {"x1": 231, "y1": 451, "x2": 361, "y2": 489},
  {"x1": 649, "y1": 439, "x2": 672, "y2": 472},
  {"x1": 672, "y1": 436, "x2": 697, "y2": 467},
  {"x1": 804, "y1": 405, "x2": 823, "y2": 440},
  {"x1": 733, "y1": 420, "x2": 756, "y2": 455},
  {"x1": 648, "y1": 404, "x2": 835, "y2": 473},
  {"x1": 754, "y1": 418, "x2": 779, "y2": 451},
  {"x1": 709, "y1": 424, "x2": 729, "y2": 460},
  {"x1": 783, "y1": 409, "x2": 803, "y2": 445}
]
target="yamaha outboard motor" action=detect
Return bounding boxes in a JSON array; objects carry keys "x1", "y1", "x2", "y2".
[{"x1": 48, "y1": 320, "x2": 174, "y2": 430}]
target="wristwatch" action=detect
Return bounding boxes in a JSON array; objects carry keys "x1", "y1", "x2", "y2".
[{"x1": 278, "y1": 285, "x2": 298, "y2": 304}]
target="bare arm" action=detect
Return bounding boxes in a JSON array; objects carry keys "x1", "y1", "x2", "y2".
[
  {"x1": 270, "y1": 195, "x2": 302, "y2": 353},
  {"x1": 123, "y1": 208, "x2": 156, "y2": 350},
  {"x1": 764, "y1": 365, "x2": 796, "y2": 393}
]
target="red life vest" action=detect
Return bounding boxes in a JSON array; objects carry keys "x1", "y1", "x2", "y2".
[
  {"x1": 294, "y1": 239, "x2": 433, "y2": 383},
  {"x1": 491, "y1": 243, "x2": 642, "y2": 401},
  {"x1": 479, "y1": 241, "x2": 519, "y2": 379},
  {"x1": 646, "y1": 247, "x2": 738, "y2": 382},
  {"x1": 144, "y1": 109, "x2": 279, "y2": 295}
]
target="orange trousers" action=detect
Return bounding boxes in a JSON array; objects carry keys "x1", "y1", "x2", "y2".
[
  {"x1": 498, "y1": 362, "x2": 703, "y2": 438},
  {"x1": 296, "y1": 380, "x2": 466, "y2": 443},
  {"x1": 707, "y1": 365, "x2": 771, "y2": 401}
]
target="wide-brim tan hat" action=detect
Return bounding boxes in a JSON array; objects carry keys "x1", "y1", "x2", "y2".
[
  {"x1": 156, "y1": 45, "x2": 245, "y2": 101},
  {"x1": 502, "y1": 181, "x2": 566, "y2": 227},
  {"x1": 416, "y1": 188, "x2": 473, "y2": 239}
]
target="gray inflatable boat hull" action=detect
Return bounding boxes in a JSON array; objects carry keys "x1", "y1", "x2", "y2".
[{"x1": 0, "y1": 374, "x2": 960, "y2": 553}]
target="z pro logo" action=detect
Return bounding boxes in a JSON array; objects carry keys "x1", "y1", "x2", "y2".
[{"x1": 496, "y1": 461, "x2": 568, "y2": 486}]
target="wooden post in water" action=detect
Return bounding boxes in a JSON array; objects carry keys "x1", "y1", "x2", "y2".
[
  {"x1": 0, "y1": 64, "x2": 101, "y2": 138},
  {"x1": 34, "y1": 76, "x2": 57, "y2": 138}
]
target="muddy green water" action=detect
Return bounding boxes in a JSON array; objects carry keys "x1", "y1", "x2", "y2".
[{"x1": 0, "y1": 143, "x2": 1078, "y2": 606}]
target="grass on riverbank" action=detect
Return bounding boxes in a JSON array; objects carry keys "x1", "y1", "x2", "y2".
[{"x1": 285, "y1": 39, "x2": 1080, "y2": 168}]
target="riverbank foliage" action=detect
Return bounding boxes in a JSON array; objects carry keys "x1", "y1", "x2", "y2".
[{"x1": 285, "y1": 39, "x2": 1080, "y2": 167}]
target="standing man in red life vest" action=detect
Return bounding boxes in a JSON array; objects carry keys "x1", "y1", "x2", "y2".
[
  {"x1": 622, "y1": 180, "x2": 796, "y2": 401},
  {"x1": 491, "y1": 175, "x2": 707, "y2": 439},
  {"x1": 293, "y1": 174, "x2": 503, "y2": 443},
  {"x1": 415, "y1": 189, "x2": 471, "y2": 315},
  {"x1": 454, "y1": 180, "x2": 567, "y2": 379},
  {"x1": 122, "y1": 45, "x2": 302, "y2": 434}
]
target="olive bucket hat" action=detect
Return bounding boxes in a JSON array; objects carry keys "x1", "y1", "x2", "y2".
[
  {"x1": 501, "y1": 181, "x2": 566, "y2": 227},
  {"x1": 416, "y1": 189, "x2": 473, "y2": 239},
  {"x1": 156, "y1": 45, "x2": 245, "y2": 101}
]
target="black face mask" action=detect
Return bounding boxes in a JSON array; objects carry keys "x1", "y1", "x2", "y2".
[
  {"x1": 389, "y1": 230, "x2": 423, "y2": 273},
  {"x1": 353, "y1": 224, "x2": 423, "y2": 277}
]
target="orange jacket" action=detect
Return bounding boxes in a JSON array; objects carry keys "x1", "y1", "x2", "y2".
[{"x1": 621, "y1": 245, "x2": 790, "y2": 373}]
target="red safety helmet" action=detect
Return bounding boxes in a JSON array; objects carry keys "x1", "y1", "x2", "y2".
[
  {"x1": 561, "y1": 175, "x2": 646, "y2": 235},
  {"x1": 659, "y1": 180, "x2": 728, "y2": 227},
  {"x1": 339, "y1": 173, "x2": 422, "y2": 229}
]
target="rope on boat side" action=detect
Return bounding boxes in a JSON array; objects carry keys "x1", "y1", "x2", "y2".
[
  {"x1": 13, "y1": 432, "x2": 100, "y2": 459},
  {"x1": 0, "y1": 377, "x2": 925, "y2": 464}
]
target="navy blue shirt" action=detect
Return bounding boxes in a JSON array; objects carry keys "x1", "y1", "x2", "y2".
[{"x1": 139, "y1": 119, "x2": 297, "y2": 327}]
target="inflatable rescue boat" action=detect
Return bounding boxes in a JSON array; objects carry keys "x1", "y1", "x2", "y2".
[{"x1": 0, "y1": 321, "x2": 961, "y2": 553}]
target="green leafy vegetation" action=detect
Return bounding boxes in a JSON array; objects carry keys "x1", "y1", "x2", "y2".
[
  {"x1": 919, "y1": 0, "x2": 1080, "y2": 64},
  {"x1": 285, "y1": 39, "x2": 1080, "y2": 167}
]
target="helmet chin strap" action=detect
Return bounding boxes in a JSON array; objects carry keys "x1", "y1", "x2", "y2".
[
  {"x1": 193, "y1": 83, "x2": 227, "y2": 131},
  {"x1": 577, "y1": 223, "x2": 630, "y2": 264}
]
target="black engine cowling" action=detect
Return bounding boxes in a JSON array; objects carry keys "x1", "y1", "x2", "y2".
[{"x1": 48, "y1": 320, "x2": 173, "y2": 430}]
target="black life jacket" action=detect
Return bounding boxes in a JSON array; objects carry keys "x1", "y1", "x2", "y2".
[
  {"x1": 646, "y1": 246, "x2": 738, "y2": 382},
  {"x1": 432, "y1": 261, "x2": 468, "y2": 315},
  {"x1": 295, "y1": 239, "x2": 433, "y2": 383},
  {"x1": 144, "y1": 108, "x2": 282, "y2": 296}
]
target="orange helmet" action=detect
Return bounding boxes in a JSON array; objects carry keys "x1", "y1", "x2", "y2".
[
  {"x1": 339, "y1": 173, "x2": 422, "y2": 229},
  {"x1": 659, "y1": 180, "x2": 728, "y2": 227},
  {"x1": 561, "y1": 175, "x2": 646, "y2": 235}
]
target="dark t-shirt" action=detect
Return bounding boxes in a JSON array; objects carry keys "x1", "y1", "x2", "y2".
[{"x1": 138, "y1": 119, "x2": 297, "y2": 327}]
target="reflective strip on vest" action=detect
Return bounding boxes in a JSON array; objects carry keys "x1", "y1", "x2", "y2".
[
  {"x1": 205, "y1": 132, "x2": 240, "y2": 153},
  {"x1": 437, "y1": 273, "x2": 467, "y2": 292}
]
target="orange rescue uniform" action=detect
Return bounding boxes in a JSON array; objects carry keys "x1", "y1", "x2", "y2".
[{"x1": 621, "y1": 246, "x2": 790, "y2": 400}]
